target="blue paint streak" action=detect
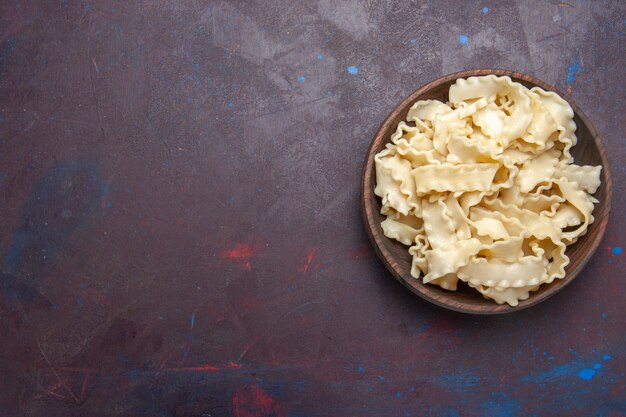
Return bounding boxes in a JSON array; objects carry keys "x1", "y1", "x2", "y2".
[
  {"x1": 414, "y1": 322, "x2": 431, "y2": 334},
  {"x1": 601, "y1": 312, "x2": 606, "y2": 318},
  {"x1": 0, "y1": 36, "x2": 17, "y2": 75},
  {"x1": 298, "y1": 75, "x2": 306, "y2": 83},
  {"x1": 446, "y1": 407, "x2": 461, "y2": 417},
  {"x1": 396, "y1": 392, "x2": 401, "y2": 397},
  {"x1": 316, "y1": 53, "x2": 323, "y2": 60},
  {"x1": 612, "y1": 246, "x2": 622, "y2": 255},
  {"x1": 190, "y1": 311, "x2": 196, "y2": 329},
  {"x1": 603, "y1": 354, "x2": 611, "y2": 361},
  {"x1": 127, "y1": 370, "x2": 142, "y2": 379},
  {"x1": 593, "y1": 363, "x2": 602, "y2": 370},
  {"x1": 347, "y1": 65, "x2": 359, "y2": 75},
  {"x1": 578, "y1": 369, "x2": 595, "y2": 380},
  {"x1": 410, "y1": 37, "x2": 417, "y2": 44},
  {"x1": 3, "y1": 161, "x2": 104, "y2": 276},
  {"x1": 438, "y1": 370, "x2": 480, "y2": 391},
  {"x1": 357, "y1": 366, "x2": 364, "y2": 372},
  {"x1": 3, "y1": 233, "x2": 29, "y2": 274},
  {"x1": 459, "y1": 35, "x2": 469, "y2": 45},
  {"x1": 483, "y1": 7, "x2": 489, "y2": 14},
  {"x1": 227, "y1": 101, "x2": 234, "y2": 108},
  {"x1": 6, "y1": 36, "x2": 16, "y2": 52},
  {"x1": 566, "y1": 56, "x2": 581, "y2": 85},
  {"x1": 522, "y1": 362, "x2": 578, "y2": 383},
  {"x1": 481, "y1": 393, "x2": 521, "y2": 417}
]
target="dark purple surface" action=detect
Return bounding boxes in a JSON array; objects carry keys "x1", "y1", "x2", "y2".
[{"x1": 0, "y1": 1, "x2": 624, "y2": 416}]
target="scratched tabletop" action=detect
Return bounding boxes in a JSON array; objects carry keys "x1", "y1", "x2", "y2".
[{"x1": 1, "y1": 1, "x2": 624, "y2": 416}]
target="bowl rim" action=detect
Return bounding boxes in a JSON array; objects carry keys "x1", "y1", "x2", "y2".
[{"x1": 361, "y1": 68, "x2": 613, "y2": 314}]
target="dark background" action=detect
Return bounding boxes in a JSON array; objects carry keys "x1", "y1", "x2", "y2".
[{"x1": 0, "y1": 1, "x2": 624, "y2": 416}]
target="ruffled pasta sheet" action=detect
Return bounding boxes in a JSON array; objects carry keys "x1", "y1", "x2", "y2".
[
  {"x1": 520, "y1": 193, "x2": 563, "y2": 217},
  {"x1": 381, "y1": 212, "x2": 423, "y2": 246},
  {"x1": 412, "y1": 163, "x2": 500, "y2": 194},
  {"x1": 409, "y1": 234, "x2": 429, "y2": 280},
  {"x1": 555, "y1": 162, "x2": 602, "y2": 194},
  {"x1": 423, "y1": 238, "x2": 482, "y2": 283},
  {"x1": 516, "y1": 149, "x2": 560, "y2": 192},
  {"x1": 393, "y1": 139, "x2": 445, "y2": 169},
  {"x1": 457, "y1": 242, "x2": 548, "y2": 289},
  {"x1": 530, "y1": 87, "x2": 577, "y2": 162},
  {"x1": 421, "y1": 198, "x2": 457, "y2": 249},
  {"x1": 407, "y1": 100, "x2": 452, "y2": 126},
  {"x1": 468, "y1": 206, "x2": 525, "y2": 240},
  {"x1": 480, "y1": 199, "x2": 561, "y2": 242},
  {"x1": 519, "y1": 89, "x2": 559, "y2": 150},
  {"x1": 429, "y1": 274, "x2": 460, "y2": 291},
  {"x1": 431, "y1": 98, "x2": 488, "y2": 155},
  {"x1": 529, "y1": 178, "x2": 596, "y2": 245},
  {"x1": 457, "y1": 238, "x2": 567, "y2": 303},
  {"x1": 374, "y1": 149, "x2": 419, "y2": 215},
  {"x1": 551, "y1": 178, "x2": 596, "y2": 244},
  {"x1": 469, "y1": 282, "x2": 540, "y2": 306},
  {"x1": 449, "y1": 75, "x2": 532, "y2": 147},
  {"x1": 405, "y1": 100, "x2": 451, "y2": 141},
  {"x1": 407, "y1": 97, "x2": 488, "y2": 156},
  {"x1": 419, "y1": 198, "x2": 526, "y2": 283},
  {"x1": 390, "y1": 121, "x2": 433, "y2": 151},
  {"x1": 445, "y1": 136, "x2": 519, "y2": 192},
  {"x1": 422, "y1": 234, "x2": 534, "y2": 282},
  {"x1": 444, "y1": 194, "x2": 471, "y2": 240}
]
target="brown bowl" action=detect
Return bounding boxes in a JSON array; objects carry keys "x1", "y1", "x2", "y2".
[{"x1": 361, "y1": 69, "x2": 612, "y2": 314}]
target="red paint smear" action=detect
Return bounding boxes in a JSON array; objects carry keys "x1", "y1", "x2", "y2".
[
  {"x1": 298, "y1": 247, "x2": 316, "y2": 274},
  {"x1": 139, "y1": 217, "x2": 157, "y2": 234},
  {"x1": 223, "y1": 361, "x2": 242, "y2": 369},
  {"x1": 352, "y1": 243, "x2": 370, "y2": 258},
  {"x1": 164, "y1": 362, "x2": 242, "y2": 372},
  {"x1": 59, "y1": 367, "x2": 94, "y2": 372},
  {"x1": 79, "y1": 288, "x2": 111, "y2": 306},
  {"x1": 44, "y1": 389, "x2": 68, "y2": 400},
  {"x1": 219, "y1": 242, "x2": 263, "y2": 271},
  {"x1": 172, "y1": 364, "x2": 221, "y2": 372},
  {"x1": 232, "y1": 384, "x2": 286, "y2": 417},
  {"x1": 240, "y1": 295, "x2": 264, "y2": 312},
  {"x1": 79, "y1": 370, "x2": 92, "y2": 402},
  {"x1": 220, "y1": 243, "x2": 256, "y2": 259}
]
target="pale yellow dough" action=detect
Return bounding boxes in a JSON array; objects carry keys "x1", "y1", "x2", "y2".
[{"x1": 374, "y1": 75, "x2": 602, "y2": 306}]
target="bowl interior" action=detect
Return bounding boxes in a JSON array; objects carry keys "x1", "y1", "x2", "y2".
[{"x1": 362, "y1": 69, "x2": 611, "y2": 314}]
